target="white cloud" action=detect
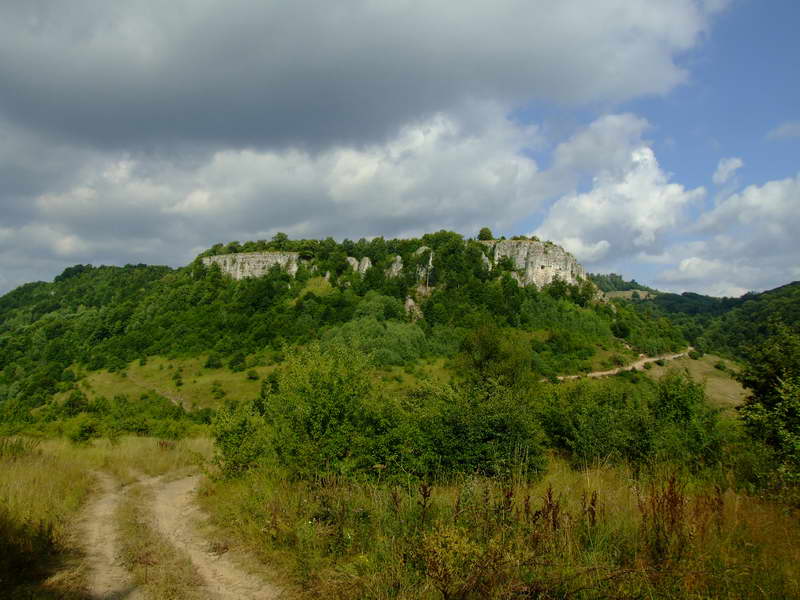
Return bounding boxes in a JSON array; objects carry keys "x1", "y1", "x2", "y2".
[
  {"x1": 767, "y1": 121, "x2": 800, "y2": 140},
  {"x1": 5, "y1": 107, "x2": 546, "y2": 288},
  {"x1": 535, "y1": 144, "x2": 705, "y2": 265},
  {"x1": 654, "y1": 174, "x2": 800, "y2": 295},
  {"x1": 712, "y1": 156, "x2": 743, "y2": 185}
]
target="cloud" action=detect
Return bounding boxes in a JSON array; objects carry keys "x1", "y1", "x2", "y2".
[
  {"x1": 0, "y1": 1, "x2": 720, "y2": 150},
  {"x1": 712, "y1": 156, "x2": 743, "y2": 185},
  {"x1": 767, "y1": 121, "x2": 800, "y2": 140},
  {"x1": 655, "y1": 174, "x2": 800, "y2": 295},
  {"x1": 535, "y1": 136, "x2": 705, "y2": 265},
  {"x1": 0, "y1": 106, "x2": 550, "y2": 292}
]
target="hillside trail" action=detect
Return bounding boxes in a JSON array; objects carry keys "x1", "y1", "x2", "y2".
[
  {"x1": 81, "y1": 471, "x2": 144, "y2": 599},
  {"x1": 557, "y1": 347, "x2": 692, "y2": 381},
  {"x1": 147, "y1": 474, "x2": 282, "y2": 600}
]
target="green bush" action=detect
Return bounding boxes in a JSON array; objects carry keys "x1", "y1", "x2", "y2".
[
  {"x1": 65, "y1": 413, "x2": 100, "y2": 444},
  {"x1": 212, "y1": 399, "x2": 269, "y2": 477}
]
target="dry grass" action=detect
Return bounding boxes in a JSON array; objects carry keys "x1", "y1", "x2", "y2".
[
  {"x1": 0, "y1": 436, "x2": 211, "y2": 597},
  {"x1": 201, "y1": 456, "x2": 800, "y2": 599},
  {"x1": 645, "y1": 354, "x2": 746, "y2": 412}
]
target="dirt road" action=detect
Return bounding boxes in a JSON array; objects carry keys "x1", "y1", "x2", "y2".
[
  {"x1": 150, "y1": 475, "x2": 280, "y2": 599},
  {"x1": 557, "y1": 348, "x2": 691, "y2": 381},
  {"x1": 80, "y1": 472, "x2": 279, "y2": 599},
  {"x1": 81, "y1": 472, "x2": 144, "y2": 599}
]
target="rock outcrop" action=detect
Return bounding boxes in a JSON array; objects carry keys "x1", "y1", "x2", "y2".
[
  {"x1": 385, "y1": 255, "x2": 403, "y2": 278},
  {"x1": 480, "y1": 240, "x2": 587, "y2": 287},
  {"x1": 346, "y1": 256, "x2": 372, "y2": 275},
  {"x1": 414, "y1": 246, "x2": 434, "y2": 285},
  {"x1": 202, "y1": 252, "x2": 303, "y2": 279},
  {"x1": 201, "y1": 239, "x2": 588, "y2": 290}
]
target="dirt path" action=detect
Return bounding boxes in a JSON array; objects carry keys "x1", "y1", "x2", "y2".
[
  {"x1": 149, "y1": 475, "x2": 281, "y2": 600},
  {"x1": 81, "y1": 472, "x2": 143, "y2": 599},
  {"x1": 558, "y1": 348, "x2": 692, "y2": 381}
]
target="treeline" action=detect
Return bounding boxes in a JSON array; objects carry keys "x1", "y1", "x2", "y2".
[
  {"x1": 588, "y1": 272, "x2": 654, "y2": 293},
  {"x1": 627, "y1": 281, "x2": 800, "y2": 358},
  {"x1": 214, "y1": 339, "x2": 724, "y2": 481}
]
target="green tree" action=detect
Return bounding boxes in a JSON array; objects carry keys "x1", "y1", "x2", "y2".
[
  {"x1": 737, "y1": 321, "x2": 800, "y2": 469},
  {"x1": 477, "y1": 227, "x2": 494, "y2": 241},
  {"x1": 263, "y1": 342, "x2": 381, "y2": 477}
]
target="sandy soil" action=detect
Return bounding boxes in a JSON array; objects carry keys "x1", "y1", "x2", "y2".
[
  {"x1": 81, "y1": 472, "x2": 144, "y2": 599},
  {"x1": 79, "y1": 471, "x2": 280, "y2": 599},
  {"x1": 149, "y1": 475, "x2": 281, "y2": 600}
]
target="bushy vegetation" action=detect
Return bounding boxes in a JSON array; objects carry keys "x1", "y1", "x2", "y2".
[{"x1": 628, "y1": 280, "x2": 800, "y2": 358}]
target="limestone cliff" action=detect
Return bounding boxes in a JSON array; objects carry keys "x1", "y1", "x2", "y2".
[
  {"x1": 346, "y1": 256, "x2": 373, "y2": 275},
  {"x1": 202, "y1": 252, "x2": 303, "y2": 280},
  {"x1": 480, "y1": 240, "x2": 587, "y2": 287},
  {"x1": 200, "y1": 239, "x2": 588, "y2": 290}
]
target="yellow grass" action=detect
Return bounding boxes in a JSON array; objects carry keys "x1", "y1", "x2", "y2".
[{"x1": 645, "y1": 354, "x2": 746, "y2": 412}]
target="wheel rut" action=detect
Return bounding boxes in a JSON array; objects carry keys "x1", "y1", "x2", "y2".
[
  {"x1": 81, "y1": 471, "x2": 143, "y2": 599},
  {"x1": 148, "y1": 475, "x2": 281, "y2": 600}
]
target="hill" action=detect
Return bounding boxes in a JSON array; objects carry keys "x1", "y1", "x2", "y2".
[
  {"x1": 0, "y1": 231, "x2": 686, "y2": 428},
  {"x1": 626, "y1": 281, "x2": 800, "y2": 358}
]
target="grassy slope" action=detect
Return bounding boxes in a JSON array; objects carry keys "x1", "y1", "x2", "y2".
[
  {"x1": 200, "y1": 456, "x2": 800, "y2": 599},
  {"x1": 644, "y1": 354, "x2": 746, "y2": 413}
]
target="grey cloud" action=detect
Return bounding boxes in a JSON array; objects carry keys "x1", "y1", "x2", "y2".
[{"x1": 0, "y1": 0, "x2": 715, "y2": 151}]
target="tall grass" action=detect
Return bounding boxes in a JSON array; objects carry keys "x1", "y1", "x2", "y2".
[{"x1": 200, "y1": 457, "x2": 800, "y2": 599}]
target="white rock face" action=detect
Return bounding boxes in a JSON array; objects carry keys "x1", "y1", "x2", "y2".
[
  {"x1": 385, "y1": 255, "x2": 403, "y2": 278},
  {"x1": 346, "y1": 256, "x2": 373, "y2": 275},
  {"x1": 202, "y1": 252, "x2": 302, "y2": 279},
  {"x1": 414, "y1": 246, "x2": 434, "y2": 284},
  {"x1": 404, "y1": 296, "x2": 423, "y2": 321},
  {"x1": 480, "y1": 240, "x2": 587, "y2": 287}
]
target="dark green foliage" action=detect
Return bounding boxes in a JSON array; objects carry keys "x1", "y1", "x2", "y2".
[
  {"x1": 737, "y1": 322, "x2": 800, "y2": 473},
  {"x1": 477, "y1": 227, "x2": 494, "y2": 241},
  {"x1": 628, "y1": 281, "x2": 800, "y2": 357},
  {"x1": 204, "y1": 353, "x2": 223, "y2": 369},
  {"x1": 589, "y1": 273, "x2": 654, "y2": 293},
  {"x1": 537, "y1": 372, "x2": 723, "y2": 469},
  {"x1": 0, "y1": 232, "x2": 686, "y2": 436}
]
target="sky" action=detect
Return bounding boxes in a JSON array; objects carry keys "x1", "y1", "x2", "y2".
[{"x1": 0, "y1": 0, "x2": 798, "y2": 297}]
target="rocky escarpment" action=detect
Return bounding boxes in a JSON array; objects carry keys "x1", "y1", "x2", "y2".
[
  {"x1": 201, "y1": 240, "x2": 588, "y2": 290},
  {"x1": 480, "y1": 240, "x2": 587, "y2": 287},
  {"x1": 202, "y1": 252, "x2": 304, "y2": 279},
  {"x1": 346, "y1": 256, "x2": 372, "y2": 275}
]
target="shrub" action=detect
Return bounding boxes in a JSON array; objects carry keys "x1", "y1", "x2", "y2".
[
  {"x1": 204, "y1": 353, "x2": 223, "y2": 369},
  {"x1": 212, "y1": 399, "x2": 269, "y2": 477},
  {"x1": 65, "y1": 413, "x2": 100, "y2": 444},
  {"x1": 263, "y1": 342, "x2": 384, "y2": 478}
]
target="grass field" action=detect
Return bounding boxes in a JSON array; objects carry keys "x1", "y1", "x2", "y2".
[
  {"x1": 644, "y1": 354, "x2": 746, "y2": 412},
  {"x1": 201, "y1": 456, "x2": 800, "y2": 599}
]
